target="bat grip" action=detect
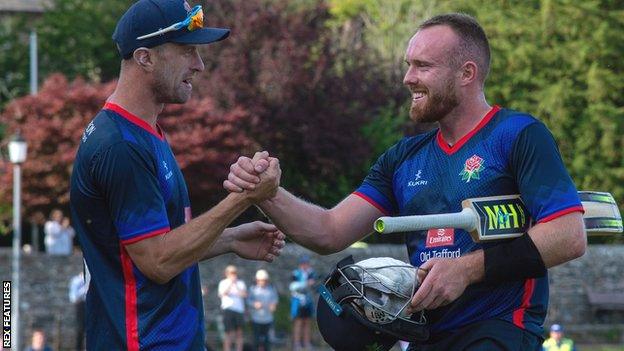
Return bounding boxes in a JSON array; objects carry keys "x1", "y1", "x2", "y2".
[{"x1": 374, "y1": 208, "x2": 477, "y2": 234}]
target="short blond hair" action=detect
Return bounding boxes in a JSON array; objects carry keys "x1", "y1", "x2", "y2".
[{"x1": 225, "y1": 265, "x2": 238, "y2": 274}]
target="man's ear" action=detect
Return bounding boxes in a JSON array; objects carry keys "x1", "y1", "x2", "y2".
[
  {"x1": 133, "y1": 47, "x2": 155, "y2": 71},
  {"x1": 459, "y1": 61, "x2": 478, "y2": 86}
]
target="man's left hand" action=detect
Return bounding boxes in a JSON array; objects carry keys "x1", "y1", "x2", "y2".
[
  {"x1": 229, "y1": 221, "x2": 285, "y2": 262},
  {"x1": 408, "y1": 257, "x2": 472, "y2": 313}
]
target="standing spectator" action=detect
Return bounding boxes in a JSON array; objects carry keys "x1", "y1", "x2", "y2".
[
  {"x1": 44, "y1": 209, "x2": 62, "y2": 255},
  {"x1": 24, "y1": 328, "x2": 53, "y2": 351},
  {"x1": 60, "y1": 217, "x2": 76, "y2": 254},
  {"x1": 44, "y1": 210, "x2": 73, "y2": 255},
  {"x1": 248, "y1": 269, "x2": 278, "y2": 351},
  {"x1": 219, "y1": 265, "x2": 247, "y2": 351},
  {"x1": 69, "y1": 271, "x2": 88, "y2": 351},
  {"x1": 289, "y1": 256, "x2": 316, "y2": 351},
  {"x1": 543, "y1": 324, "x2": 577, "y2": 351}
]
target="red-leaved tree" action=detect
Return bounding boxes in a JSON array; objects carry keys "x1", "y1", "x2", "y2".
[
  {"x1": 0, "y1": 74, "x2": 256, "y2": 222},
  {"x1": 198, "y1": 0, "x2": 406, "y2": 205}
]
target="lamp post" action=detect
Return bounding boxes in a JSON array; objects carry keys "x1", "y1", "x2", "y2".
[{"x1": 8, "y1": 131, "x2": 27, "y2": 351}]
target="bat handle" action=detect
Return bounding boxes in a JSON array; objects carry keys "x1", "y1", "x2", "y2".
[{"x1": 374, "y1": 208, "x2": 477, "y2": 234}]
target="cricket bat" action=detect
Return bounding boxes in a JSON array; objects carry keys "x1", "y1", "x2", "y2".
[{"x1": 373, "y1": 191, "x2": 622, "y2": 242}]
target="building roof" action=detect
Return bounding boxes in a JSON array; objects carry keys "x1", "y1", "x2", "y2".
[{"x1": 0, "y1": 0, "x2": 51, "y2": 13}]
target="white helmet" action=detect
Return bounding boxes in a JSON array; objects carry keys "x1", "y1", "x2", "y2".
[{"x1": 317, "y1": 255, "x2": 428, "y2": 351}]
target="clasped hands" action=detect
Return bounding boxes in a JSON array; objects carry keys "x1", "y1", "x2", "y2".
[
  {"x1": 224, "y1": 151, "x2": 283, "y2": 262},
  {"x1": 224, "y1": 151, "x2": 279, "y2": 201}
]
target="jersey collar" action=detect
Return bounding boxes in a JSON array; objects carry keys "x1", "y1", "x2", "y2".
[
  {"x1": 103, "y1": 102, "x2": 165, "y2": 141},
  {"x1": 436, "y1": 105, "x2": 501, "y2": 155}
]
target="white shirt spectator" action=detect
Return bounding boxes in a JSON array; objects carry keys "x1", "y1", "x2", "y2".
[
  {"x1": 44, "y1": 214, "x2": 74, "y2": 255},
  {"x1": 218, "y1": 278, "x2": 247, "y2": 313}
]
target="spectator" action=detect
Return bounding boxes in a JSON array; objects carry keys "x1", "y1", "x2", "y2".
[
  {"x1": 24, "y1": 328, "x2": 53, "y2": 351},
  {"x1": 69, "y1": 271, "x2": 88, "y2": 351},
  {"x1": 248, "y1": 269, "x2": 278, "y2": 351},
  {"x1": 543, "y1": 324, "x2": 577, "y2": 351},
  {"x1": 289, "y1": 256, "x2": 316, "y2": 351},
  {"x1": 60, "y1": 217, "x2": 76, "y2": 254},
  {"x1": 218, "y1": 265, "x2": 247, "y2": 351},
  {"x1": 44, "y1": 209, "x2": 73, "y2": 255}
]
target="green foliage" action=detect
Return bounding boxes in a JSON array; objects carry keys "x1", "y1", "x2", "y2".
[
  {"x1": 328, "y1": 0, "x2": 440, "y2": 78},
  {"x1": 360, "y1": 102, "x2": 410, "y2": 160},
  {"x1": 35, "y1": 0, "x2": 130, "y2": 82},
  {"x1": 202, "y1": 0, "x2": 405, "y2": 208},
  {"x1": 0, "y1": 15, "x2": 31, "y2": 104},
  {"x1": 0, "y1": 0, "x2": 129, "y2": 106},
  {"x1": 272, "y1": 293, "x2": 292, "y2": 334}
]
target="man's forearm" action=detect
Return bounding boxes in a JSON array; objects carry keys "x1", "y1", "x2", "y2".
[
  {"x1": 259, "y1": 188, "x2": 336, "y2": 254},
  {"x1": 199, "y1": 227, "x2": 235, "y2": 261},
  {"x1": 152, "y1": 193, "x2": 252, "y2": 281},
  {"x1": 528, "y1": 212, "x2": 586, "y2": 268},
  {"x1": 475, "y1": 212, "x2": 585, "y2": 286}
]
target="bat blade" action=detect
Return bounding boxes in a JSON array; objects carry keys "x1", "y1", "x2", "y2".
[
  {"x1": 463, "y1": 195, "x2": 530, "y2": 242},
  {"x1": 374, "y1": 191, "x2": 623, "y2": 241},
  {"x1": 579, "y1": 191, "x2": 623, "y2": 234}
]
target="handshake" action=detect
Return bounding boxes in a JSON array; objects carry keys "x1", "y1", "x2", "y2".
[{"x1": 224, "y1": 151, "x2": 280, "y2": 203}]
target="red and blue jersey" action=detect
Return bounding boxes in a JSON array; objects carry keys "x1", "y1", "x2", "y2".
[
  {"x1": 70, "y1": 103, "x2": 204, "y2": 350},
  {"x1": 355, "y1": 106, "x2": 582, "y2": 337}
]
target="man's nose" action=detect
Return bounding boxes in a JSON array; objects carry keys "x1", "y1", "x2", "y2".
[
  {"x1": 192, "y1": 52, "x2": 205, "y2": 72},
  {"x1": 403, "y1": 66, "x2": 418, "y2": 87}
]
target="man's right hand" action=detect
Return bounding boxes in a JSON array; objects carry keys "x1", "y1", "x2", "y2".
[
  {"x1": 234, "y1": 151, "x2": 280, "y2": 203},
  {"x1": 224, "y1": 151, "x2": 275, "y2": 195}
]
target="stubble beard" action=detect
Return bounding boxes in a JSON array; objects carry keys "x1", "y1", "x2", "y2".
[
  {"x1": 409, "y1": 78, "x2": 459, "y2": 123},
  {"x1": 152, "y1": 67, "x2": 190, "y2": 104}
]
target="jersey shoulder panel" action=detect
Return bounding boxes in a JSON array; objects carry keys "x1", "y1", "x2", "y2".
[{"x1": 356, "y1": 130, "x2": 437, "y2": 214}]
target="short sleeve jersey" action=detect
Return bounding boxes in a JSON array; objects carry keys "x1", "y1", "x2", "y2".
[
  {"x1": 355, "y1": 106, "x2": 583, "y2": 336},
  {"x1": 70, "y1": 103, "x2": 204, "y2": 350}
]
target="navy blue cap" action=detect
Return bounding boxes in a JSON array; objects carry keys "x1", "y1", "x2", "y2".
[
  {"x1": 299, "y1": 255, "x2": 310, "y2": 264},
  {"x1": 550, "y1": 324, "x2": 563, "y2": 332},
  {"x1": 113, "y1": 0, "x2": 230, "y2": 59},
  {"x1": 316, "y1": 296, "x2": 397, "y2": 351}
]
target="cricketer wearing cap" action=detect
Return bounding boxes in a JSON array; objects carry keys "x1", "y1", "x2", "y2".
[
  {"x1": 224, "y1": 13, "x2": 586, "y2": 350},
  {"x1": 70, "y1": 1, "x2": 284, "y2": 350}
]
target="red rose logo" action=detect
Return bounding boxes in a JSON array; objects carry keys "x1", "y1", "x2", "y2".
[
  {"x1": 465, "y1": 155, "x2": 483, "y2": 172},
  {"x1": 459, "y1": 154, "x2": 485, "y2": 182}
]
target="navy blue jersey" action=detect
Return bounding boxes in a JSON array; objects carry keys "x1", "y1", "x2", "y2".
[
  {"x1": 70, "y1": 103, "x2": 204, "y2": 350},
  {"x1": 355, "y1": 106, "x2": 582, "y2": 337}
]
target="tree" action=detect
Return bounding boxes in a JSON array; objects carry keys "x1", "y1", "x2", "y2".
[
  {"x1": 200, "y1": 0, "x2": 408, "y2": 207},
  {"x1": 0, "y1": 0, "x2": 129, "y2": 107},
  {"x1": 0, "y1": 74, "x2": 256, "y2": 221},
  {"x1": 0, "y1": 74, "x2": 114, "y2": 221}
]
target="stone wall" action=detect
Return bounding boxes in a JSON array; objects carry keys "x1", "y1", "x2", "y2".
[{"x1": 1, "y1": 244, "x2": 623, "y2": 349}]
